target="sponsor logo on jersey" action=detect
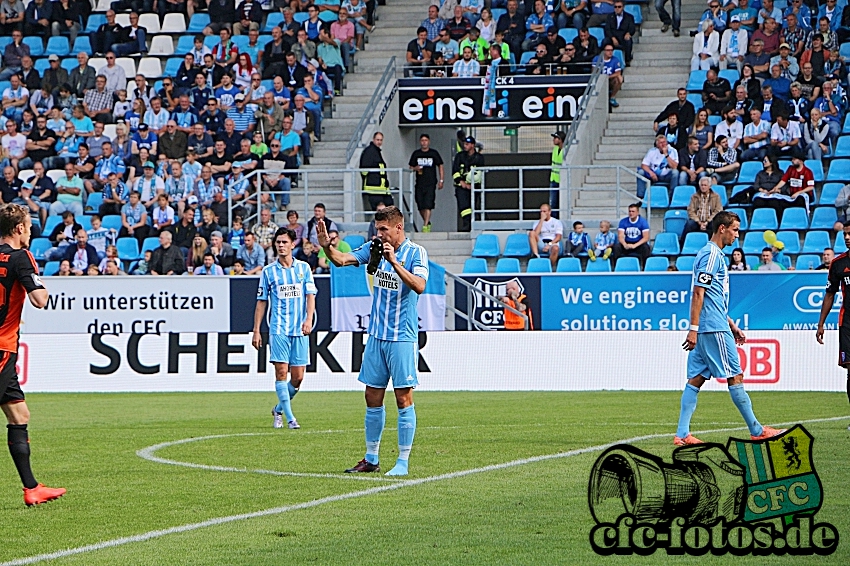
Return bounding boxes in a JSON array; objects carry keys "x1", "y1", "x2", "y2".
[
  {"x1": 375, "y1": 269, "x2": 400, "y2": 291},
  {"x1": 278, "y1": 284, "x2": 302, "y2": 298}
]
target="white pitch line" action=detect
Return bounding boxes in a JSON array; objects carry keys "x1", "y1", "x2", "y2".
[{"x1": 3, "y1": 414, "x2": 847, "y2": 566}]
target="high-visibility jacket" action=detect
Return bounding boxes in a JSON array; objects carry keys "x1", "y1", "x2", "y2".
[
  {"x1": 504, "y1": 295, "x2": 532, "y2": 330},
  {"x1": 550, "y1": 145, "x2": 564, "y2": 183},
  {"x1": 359, "y1": 141, "x2": 390, "y2": 195}
]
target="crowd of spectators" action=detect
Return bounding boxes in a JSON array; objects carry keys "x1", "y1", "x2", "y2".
[
  {"x1": 0, "y1": 0, "x2": 380, "y2": 275},
  {"x1": 406, "y1": 0, "x2": 634, "y2": 106}
]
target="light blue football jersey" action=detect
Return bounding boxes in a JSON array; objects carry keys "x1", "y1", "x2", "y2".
[
  {"x1": 691, "y1": 241, "x2": 730, "y2": 333},
  {"x1": 257, "y1": 259, "x2": 318, "y2": 336}
]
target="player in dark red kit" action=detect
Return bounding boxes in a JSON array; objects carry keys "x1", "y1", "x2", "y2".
[
  {"x1": 817, "y1": 225, "x2": 850, "y2": 430},
  {"x1": 0, "y1": 204, "x2": 65, "y2": 505}
]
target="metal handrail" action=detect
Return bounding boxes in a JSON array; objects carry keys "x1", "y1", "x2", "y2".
[
  {"x1": 345, "y1": 56, "x2": 396, "y2": 164},
  {"x1": 445, "y1": 271, "x2": 528, "y2": 331},
  {"x1": 564, "y1": 61, "x2": 602, "y2": 151}
]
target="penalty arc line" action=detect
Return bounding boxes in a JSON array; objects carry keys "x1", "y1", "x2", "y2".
[{"x1": 2, "y1": 414, "x2": 847, "y2": 566}]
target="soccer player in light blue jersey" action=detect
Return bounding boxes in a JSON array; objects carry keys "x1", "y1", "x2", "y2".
[
  {"x1": 675, "y1": 211, "x2": 784, "y2": 446},
  {"x1": 252, "y1": 227, "x2": 317, "y2": 430},
  {"x1": 318, "y1": 206, "x2": 428, "y2": 476}
]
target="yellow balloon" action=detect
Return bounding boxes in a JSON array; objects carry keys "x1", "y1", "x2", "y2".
[{"x1": 763, "y1": 230, "x2": 777, "y2": 245}]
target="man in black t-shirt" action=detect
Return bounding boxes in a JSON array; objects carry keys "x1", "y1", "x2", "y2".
[
  {"x1": 22, "y1": 116, "x2": 56, "y2": 168},
  {"x1": 0, "y1": 167, "x2": 22, "y2": 205},
  {"x1": 817, "y1": 227, "x2": 850, "y2": 426},
  {"x1": 408, "y1": 133, "x2": 444, "y2": 233},
  {"x1": 405, "y1": 27, "x2": 434, "y2": 77}
]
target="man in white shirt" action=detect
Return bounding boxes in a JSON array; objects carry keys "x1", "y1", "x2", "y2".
[
  {"x1": 452, "y1": 46, "x2": 481, "y2": 78},
  {"x1": 714, "y1": 107, "x2": 744, "y2": 150},
  {"x1": 152, "y1": 193, "x2": 175, "y2": 235},
  {"x1": 637, "y1": 134, "x2": 679, "y2": 198},
  {"x1": 528, "y1": 203, "x2": 563, "y2": 268},
  {"x1": 0, "y1": 120, "x2": 27, "y2": 171},
  {"x1": 2, "y1": 74, "x2": 29, "y2": 123},
  {"x1": 98, "y1": 52, "x2": 127, "y2": 93},
  {"x1": 133, "y1": 161, "x2": 165, "y2": 209},
  {"x1": 144, "y1": 97, "x2": 170, "y2": 135},
  {"x1": 769, "y1": 113, "x2": 803, "y2": 159},
  {"x1": 741, "y1": 108, "x2": 771, "y2": 161},
  {"x1": 720, "y1": 15, "x2": 748, "y2": 72}
]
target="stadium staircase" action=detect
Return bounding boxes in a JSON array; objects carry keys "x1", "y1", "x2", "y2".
[{"x1": 575, "y1": 1, "x2": 705, "y2": 232}]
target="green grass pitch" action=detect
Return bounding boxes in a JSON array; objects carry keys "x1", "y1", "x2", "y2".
[{"x1": 1, "y1": 391, "x2": 849, "y2": 565}]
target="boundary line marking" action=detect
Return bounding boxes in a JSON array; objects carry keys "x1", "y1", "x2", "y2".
[{"x1": 2, "y1": 415, "x2": 846, "y2": 566}]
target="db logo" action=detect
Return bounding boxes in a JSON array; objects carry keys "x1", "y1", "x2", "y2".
[
  {"x1": 16, "y1": 342, "x2": 28, "y2": 386},
  {"x1": 719, "y1": 339, "x2": 780, "y2": 384}
]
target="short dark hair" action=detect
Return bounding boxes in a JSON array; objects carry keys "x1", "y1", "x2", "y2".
[
  {"x1": 314, "y1": 203, "x2": 326, "y2": 210},
  {"x1": 417, "y1": 26, "x2": 427, "y2": 35},
  {"x1": 824, "y1": 247, "x2": 834, "y2": 253},
  {"x1": 628, "y1": 203, "x2": 641, "y2": 211},
  {"x1": 762, "y1": 247, "x2": 773, "y2": 254},
  {"x1": 0, "y1": 204, "x2": 29, "y2": 238},
  {"x1": 273, "y1": 227, "x2": 297, "y2": 243},
  {"x1": 711, "y1": 211, "x2": 740, "y2": 234},
  {"x1": 203, "y1": 252, "x2": 215, "y2": 259},
  {"x1": 572, "y1": 221, "x2": 583, "y2": 229},
  {"x1": 375, "y1": 205, "x2": 404, "y2": 224}
]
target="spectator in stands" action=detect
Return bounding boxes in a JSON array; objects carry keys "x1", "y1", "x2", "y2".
[
  {"x1": 2, "y1": 74, "x2": 28, "y2": 125},
  {"x1": 604, "y1": 1, "x2": 634, "y2": 66},
  {"x1": 594, "y1": 43, "x2": 623, "y2": 107},
  {"x1": 316, "y1": 229, "x2": 351, "y2": 274},
  {"x1": 730, "y1": 86, "x2": 754, "y2": 125},
  {"x1": 682, "y1": 177, "x2": 723, "y2": 242},
  {"x1": 572, "y1": 26, "x2": 600, "y2": 64},
  {"x1": 524, "y1": 0, "x2": 553, "y2": 51},
  {"x1": 23, "y1": 0, "x2": 51, "y2": 39},
  {"x1": 706, "y1": 134, "x2": 740, "y2": 183},
  {"x1": 783, "y1": 13, "x2": 807, "y2": 59},
  {"x1": 715, "y1": 106, "x2": 743, "y2": 151},
  {"x1": 147, "y1": 230, "x2": 184, "y2": 275},
  {"x1": 771, "y1": 43, "x2": 799, "y2": 82},
  {"x1": 678, "y1": 136, "x2": 708, "y2": 186},
  {"x1": 65, "y1": 228, "x2": 97, "y2": 275},
  {"x1": 589, "y1": 220, "x2": 615, "y2": 261},
  {"x1": 698, "y1": 1, "x2": 726, "y2": 34},
  {"x1": 613, "y1": 203, "x2": 650, "y2": 267},
  {"x1": 232, "y1": 0, "x2": 262, "y2": 35},
  {"x1": 50, "y1": 162, "x2": 84, "y2": 216},
  {"x1": 284, "y1": 210, "x2": 304, "y2": 244},
  {"x1": 460, "y1": 26, "x2": 489, "y2": 63},
  {"x1": 461, "y1": 0, "x2": 483, "y2": 27},
  {"x1": 359, "y1": 131, "x2": 392, "y2": 210},
  {"x1": 422, "y1": 5, "x2": 446, "y2": 41},
  {"x1": 331, "y1": 8, "x2": 356, "y2": 71},
  {"x1": 0, "y1": 29, "x2": 26, "y2": 82},
  {"x1": 769, "y1": 113, "x2": 803, "y2": 159},
  {"x1": 434, "y1": 27, "x2": 460, "y2": 65},
  {"x1": 295, "y1": 240, "x2": 319, "y2": 272},
  {"x1": 172, "y1": 207, "x2": 196, "y2": 252},
  {"x1": 657, "y1": 112, "x2": 688, "y2": 151},
  {"x1": 91, "y1": 10, "x2": 121, "y2": 57},
  {"x1": 448, "y1": 5, "x2": 472, "y2": 43},
  {"x1": 756, "y1": 155, "x2": 814, "y2": 210},
  {"x1": 305, "y1": 203, "x2": 336, "y2": 247},
  {"x1": 814, "y1": 247, "x2": 835, "y2": 270},
  {"x1": 21, "y1": 162, "x2": 52, "y2": 225},
  {"x1": 51, "y1": 0, "x2": 82, "y2": 47},
  {"x1": 194, "y1": 252, "x2": 225, "y2": 275},
  {"x1": 813, "y1": 79, "x2": 842, "y2": 146},
  {"x1": 757, "y1": 246, "x2": 782, "y2": 271},
  {"x1": 692, "y1": 19, "x2": 720, "y2": 71},
  {"x1": 17, "y1": 56, "x2": 38, "y2": 94},
  {"x1": 236, "y1": 232, "x2": 264, "y2": 274},
  {"x1": 0, "y1": 0, "x2": 25, "y2": 36},
  {"x1": 741, "y1": 107, "x2": 771, "y2": 161},
  {"x1": 719, "y1": 15, "x2": 747, "y2": 73},
  {"x1": 587, "y1": 0, "x2": 614, "y2": 28},
  {"x1": 186, "y1": 234, "x2": 206, "y2": 271},
  {"x1": 497, "y1": 0, "x2": 526, "y2": 57},
  {"x1": 839, "y1": 5, "x2": 850, "y2": 44},
  {"x1": 652, "y1": 88, "x2": 696, "y2": 132},
  {"x1": 525, "y1": 43, "x2": 552, "y2": 75},
  {"x1": 728, "y1": 247, "x2": 749, "y2": 270},
  {"x1": 98, "y1": 171, "x2": 128, "y2": 216},
  {"x1": 254, "y1": 92, "x2": 285, "y2": 143},
  {"x1": 41, "y1": 56, "x2": 68, "y2": 97},
  {"x1": 83, "y1": 75, "x2": 114, "y2": 124},
  {"x1": 0, "y1": 165, "x2": 21, "y2": 204},
  {"x1": 21, "y1": 115, "x2": 56, "y2": 171},
  {"x1": 254, "y1": 207, "x2": 279, "y2": 262},
  {"x1": 764, "y1": 64, "x2": 791, "y2": 100},
  {"x1": 702, "y1": 67, "x2": 732, "y2": 116},
  {"x1": 803, "y1": 106, "x2": 830, "y2": 161},
  {"x1": 406, "y1": 26, "x2": 435, "y2": 77},
  {"x1": 786, "y1": 82, "x2": 811, "y2": 124},
  {"x1": 563, "y1": 221, "x2": 590, "y2": 258},
  {"x1": 528, "y1": 203, "x2": 562, "y2": 268},
  {"x1": 119, "y1": 190, "x2": 149, "y2": 243},
  {"x1": 752, "y1": 17, "x2": 780, "y2": 57},
  {"x1": 690, "y1": 110, "x2": 715, "y2": 151},
  {"x1": 800, "y1": 33, "x2": 829, "y2": 78},
  {"x1": 637, "y1": 134, "x2": 678, "y2": 198},
  {"x1": 205, "y1": 230, "x2": 235, "y2": 268},
  {"x1": 204, "y1": 0, "x2": 235, "y2": 36},
  {"x1": 476, "y1": 8, "x2": 497, "y2": 43},
  {"x1": 111, "y1": 12, "x2": 147, "y2": 56},
  {"x1": 744, "y1": 38, "x2": 771, "y2": 79}
]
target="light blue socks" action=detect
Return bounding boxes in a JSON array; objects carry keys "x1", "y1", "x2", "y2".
[
  {"x1": 364, "y1": 406, "x2": 386, "y2": 465},
  {"x1": 387, "y1": 405, "x2": 416, "y2": 476},
  {"x1": 729, "y1": 384, "x2": 763, "y2": 436},
  {"x1": 288, "y1": 382, "x2": 298, "y2": 399},
  {"x1": 274, "y1": 380, "x2": 294, "y2": 422},
  {"x1": 676, "y1": 384, "x2": 700, "y2": 438}
]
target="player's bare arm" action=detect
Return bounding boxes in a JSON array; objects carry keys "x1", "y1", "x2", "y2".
[
  {"x1": 316, "y1": 220, "x2": 358, "y2": 267},
  {"x1": 28, "y1": 288, "x2": 48, "y2": 309},
  {"x1": 816, "y1": 291, "x2": 836, "y2": 345},
  {"x1": 252, "y1": 299, "x2": 267, "y2": 350},
  {"x1": 728, "y1": 317, "x2": 746, "y2": 345},
  {"x1": 302, "y1": 294, "x2": 315, "y2": 335},
  {"x1": 684, "y1": 286, "x2": 705, "y2": 351},
  {"x1": 383, "y1": 242, "x2": 426, "y2": 295}
]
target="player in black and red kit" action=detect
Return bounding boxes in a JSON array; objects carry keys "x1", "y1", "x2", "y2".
[
  {"x1": 0, "y1": 204, "x2": 65, "y2": 505},
  {"x1": 817, "y1": 226, "x2": 850, "y2": 430}
]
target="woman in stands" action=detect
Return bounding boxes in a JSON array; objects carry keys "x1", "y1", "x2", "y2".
[
  {"x1": 750, "y1": 154, "x2": 783, "y2": 204},
  {"x1": 233, "y1": 54, "x2": 254, "y2": 91},
  {"x1": 476, "y1": 8, "x2": 497, "y2": 43},
  {"x1": 689, "y1": 109, "x2": 714, "y2": 152},
  {"x1": 124, "y1": 98, "x2": 146, "y2": 135},
  {"x1": 733, "y1": 64, "x2": 762, "y2": 106},
  {"x1": 187, "y1": 234, "x2": 208, "y2": 272},
  {"x1": 112, "y1": 123, "x2": 132, "y2": 165},
  {"x1": 729, "y1": 247, "x2": 750, "y2": 271},
  {"x1": 126, "y1": 147, "x2": 151, "y2": 187}
]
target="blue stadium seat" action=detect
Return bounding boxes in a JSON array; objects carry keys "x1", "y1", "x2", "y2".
[
  {"x1": 663, "y1": 209, "x2": 688, "y2": 237},
  {"x1": 102, "y1": 215, "x2": 122, "y2": 232},
  {"x1": 644, "y1": 256, "x2": 669, "y2": 271},
  {"x1": 141, "y1": 237, "x2": 161, "y2": 255},
  {"x1": 495, "y1": 258, "x2": 520, "y2": 272},
  {"x1": 471, "y1": 234, "x2": 500, "y2": 257},
  {"x1": 843, "y1": 115, "x2": 850, "y2": 134},
  {"x1": 647, "y1": 185, "x2": 670, "y2": 208},
  {"x1": 71, "y1": 36, "x2": 91, "y2": 56},
  {"x1": 779, "y1": 208, "x2": 808, "y2": 230},
  {"x1": 652, "y1": 232, "x2": 680, "y2": 256},
  {"x1": 318, "y1": 11, "x2": 338, "y2": 23},
  {"x1": 681, "y1": 232, "x2": 708, "y2": 255},
  {"x1": 708, "y1": 115, "x2": 722, "y2": 127},
  {"x1": 502, "y1": 233, "x2": 532, "y2": 257},
  {"x1": 61, "y1": 58, "x2": 77, "y2": 73},
  {"x1": 188, "y1": 14, "x2": 210, "y2": 33},
  {"x1": 558, "y1": 28, "x2": 578, "y2": 42},
  {"x1": 29, "y1": 238, "x2": 51, "y2": 261},
  {"x1": 805, "y1": 160, "x2": 825, "y2": 182},
  {"x1": 519, "y1": 51, "x2": 535, "y2": 70},
  {"x1": 175, "y1": 35, "x2": 196, "y2": 55},
  {"x1": 725, "y1": 207, "x2": 749, "y2": 230},
  {"x1": 0, "y1": 37, "x2": 10, "y2": 52},
  {"x1": 84, "y1": 14, "x2": 106, "y2": 34},
  {"x1": 614, "y1": 257, "x2": 640, "y2": 272},
  {"x1": 836, "y1": 236, "x2": 848, "y2": 254},
  {"x1": 841, "y1": 42, "x2": 850, "y2": 59},
  {"x1": 670, "y1": 185, "x2": 695, "y2": 208},
  {"x1": 585, "y1": 258, "x2": 611, "y2": 272},
  {"x1": 78, "y1": 215, "x2": 92, "y2": 231},
  {"x1": 344, "y1": 234, "x2": 366, "y2": 249},
  {"x1": 796, "y1": 255, "x2": 821, "y2": 270},
  {"x1": 526, "y1": 257, "x2": 552, "y2": 272},
  {"x1": 294, "y1": 12, "x2": 309, "y2": 24},
  {"x1": 43, "y1": 216, "x2": 62, "y2": 235},
  {"x1": 45, "y1": 37, "x2": 70, "y2": 57},
  {"x1": 737, "y1": 161, "x2": 762, "y2": 184},
  {"x1": 743, "y1": 231, "x2": 767, "y2": 254},
  {"x1": 810, "y1": 207, "x2": 838, "y2": 230},
  {"x1": 750, "y1": 208, "x2": 778, "y2": 230},
  {"x1": 718, "y1": 69, "x2": 739, "y2": 84},
  {"x1": 833, "y1": 136, "x2": 850, "y2": 157},
  {"x1": 776, "y1": 231, "x2": 801, "y2": 254},
  {"x1": 819, "y1": 183, "x2": 843, "y2": 207},
  {"x1": 687, "y1": 70, "x2": 708, "y2": 91},
  {"x1": 463, "y1": 258, "x2": 488, "y2": 273},
  {"x1": 34, "y1": 59, "x2": 50, "y2": 74},
  {"x1": 43, "y1": 261, "x2": 60, "y2": 276},
  {"x1": 625, "y1": 4, "x2": 643, "y2": 24},
  {"x1": 264, "y1": 12, "x2": 284, "y2": 32},
  {"x1": 204, "y1": 35, "x2": 218, "y2": 48},
  {"x1": 556, "y1": 257, "x2": 581, "y2": 272},
  {"x1": 491, "y1": 8, "x2": 507, "y2": 21},
  {"x1": 686, "y1": 93, "x2": 703, "y2": 110},
  {"x1": 588, "y1": 27, "x2": 605, "y2": 44},
  {"x1": 164, "y1": 57, "x2": 183, "y2": 77},
  {"x1": 23, "y1": 37, "x2": 44, "y2": 57},
  {"x1": 117, "y1": 238, "x2": 140, "y2": 261},
  {"x1": 85, "y1": 192, "x2": 103, "y2": 214},
  {"x1": 746, "y1": 255, "x2": 761, "y2": 269},
  {"x1": 802, "y1": 231, "x2": 832, "y2": 254},
  {"x1": 676, "y1": 256, "x2": 696, "y2": 271},
  {"x1": 827, "y1": 159, "x2": 850, "y2": 182}
]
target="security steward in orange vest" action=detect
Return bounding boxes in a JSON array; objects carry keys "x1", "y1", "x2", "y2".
[{"x1": 501, "y1": 280, "x2": 533, "y2": 330}]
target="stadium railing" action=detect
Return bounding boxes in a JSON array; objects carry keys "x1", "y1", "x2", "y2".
[
  {"x1": 445, "y1": 270, "x2": 529, "y2": 331},
  {"x1": 346, "y1": 56, "x2": 397, "y2": 165}
]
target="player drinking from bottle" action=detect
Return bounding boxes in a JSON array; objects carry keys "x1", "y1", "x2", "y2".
[
  {"x1": 252, "y1": 227, "x2": 317, "y2": 430},
  {"x1": 816, "y1": 225, "x2": 850, "y2": 429},
  {"x1": 0, "y1": 204, "x2": 66, "y2": 505},
  {"x1": 675, "y1": 211, "x2": 784, "y2": 445},
  {"x1": 318, "y1": 206, "x2": 428, "y2": 476}
]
